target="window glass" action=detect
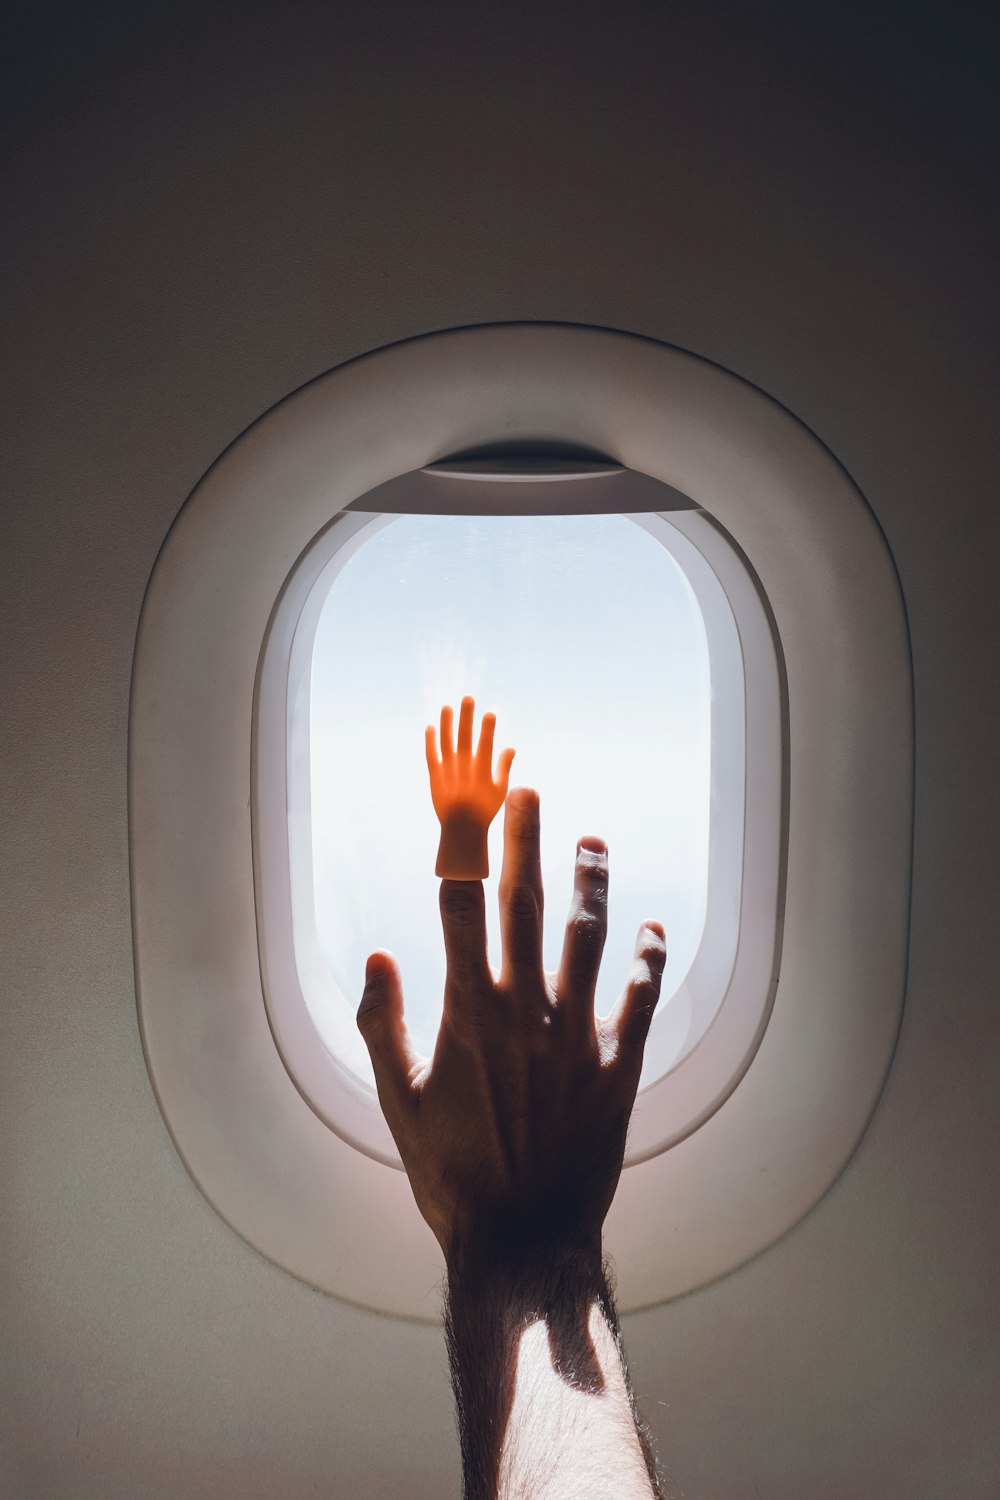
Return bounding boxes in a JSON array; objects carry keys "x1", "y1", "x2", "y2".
[{"x1": 305, "y1": 513, "x2": 711, "y2": 1081}]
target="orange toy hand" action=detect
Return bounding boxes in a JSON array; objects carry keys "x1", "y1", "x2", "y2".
[{"x1": 425, "y1": 696, "x2": 516, "y2": 880}]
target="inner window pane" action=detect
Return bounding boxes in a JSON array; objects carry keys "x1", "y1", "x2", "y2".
[{"x1": 305, "y1": 512, "x2": 712, "y2": 1083}]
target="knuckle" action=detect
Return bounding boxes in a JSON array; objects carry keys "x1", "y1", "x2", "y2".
[
  {"x1": 502, "y1": 882, "x2": 541, "y2": 922},
  {"x1": 629, "y1": 974, "x2": 660, "y2": 1019},
  {"x1": 633, "y1": 971, "x2": 659, "y2": 1002},
  {"x1": 356, "y1": 996, "x2": 384, "y2": 1037},
  {"x1": 637, "y1": 929, "x2": 667, "y2": 968},
  {"x1": 440, "y1": 883, "x2": 482, "y2": 925},
  {"x1": 576, "y1": 847, "x2": 608, "y2": 881},
  {"x1": 571, "y1": 909, "x2": 607, "y2": 951}
]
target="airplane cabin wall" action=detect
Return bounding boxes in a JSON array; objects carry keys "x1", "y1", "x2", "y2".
[{"x1": 2, "y1": 3, "x2": 998, "y2": 1497}]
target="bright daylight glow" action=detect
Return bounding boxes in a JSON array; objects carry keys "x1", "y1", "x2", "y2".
[{"x1": 303, "y1": 513, "x2": 712, "y2": 1087}]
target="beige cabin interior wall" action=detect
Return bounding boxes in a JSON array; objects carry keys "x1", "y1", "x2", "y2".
[{"x1": 2, "y1": 3, "x2": 997, "y2": 1496}]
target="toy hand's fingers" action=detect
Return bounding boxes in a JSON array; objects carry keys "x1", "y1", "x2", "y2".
[
  {"x1": 606, "y1": 921, "x2": 667, "y2": 1075},
  {"x1": 556, "y1": 838, "x2": 608, "y2": 1023},
  {"x1": 440, "y1": 704, "x2": 454, "y2": 761},
  {"x1": 425, "y1": 724, "x2": 440, "y2": 773},
  {"x1": 494, "y1": 746, "x2": 515, "y2": 794},
  {"x1": 476, "y1": 710, "x2": 497, "y2": 770},
  {"x1": 357, "y1": 952, "x2": 420, "y2": 1134},
  {"x1": 457, "y1": 695, "x2": 475, "y2": 757},
  {"x1": 499, "y1": 787, "x2": 544, "y2": 984}
]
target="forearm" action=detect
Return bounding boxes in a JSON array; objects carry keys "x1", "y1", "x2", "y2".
[{"x1": 445, "y1": 1241, "x2": 663, "y2": 1500}]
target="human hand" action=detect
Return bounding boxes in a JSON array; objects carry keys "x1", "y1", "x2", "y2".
[
  {"x1": 357, "y1": 787, "x2": 667, "y2": 1272},
  {"x1": 425, "y1": 695, "x2": 515, "y2": 880}
]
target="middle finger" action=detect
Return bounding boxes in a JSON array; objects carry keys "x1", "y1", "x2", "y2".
[{"x1": 498, "y1": 787, "x2": 544, "y2": 988}]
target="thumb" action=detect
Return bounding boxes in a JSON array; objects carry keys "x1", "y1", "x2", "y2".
[{"x1": 357, "y1": 951, "x2": 419, "y2": 1128}]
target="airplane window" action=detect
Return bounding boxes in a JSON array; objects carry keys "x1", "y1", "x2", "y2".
[
  {"x1": 131, "y1": 325, "x2": 906, "y2": 1314},
  {"x1": 287, "y1": 511, "x2": 731, "y2": 1093}
]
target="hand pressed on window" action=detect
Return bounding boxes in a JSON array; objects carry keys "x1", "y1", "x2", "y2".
[{"x1": 358, "y1": 787, "x2": 668, "y2": 1500}]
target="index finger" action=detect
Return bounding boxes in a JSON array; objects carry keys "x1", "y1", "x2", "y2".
[{"x1": 440, "y1": 879, "x2": 491, "y2": 1011}]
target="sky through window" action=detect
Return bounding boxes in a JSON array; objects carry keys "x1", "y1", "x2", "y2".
[{"x1": 306, "y1": 512, "x2": 712, "y2": 1084}]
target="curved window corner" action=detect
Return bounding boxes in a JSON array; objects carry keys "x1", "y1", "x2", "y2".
[{"x1": 130, "y1": 324, "x2": 912, "y2": 1318}]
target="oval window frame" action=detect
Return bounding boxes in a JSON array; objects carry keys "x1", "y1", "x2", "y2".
[{"x1": 129, "y1": 323, "x2": 912, "y2": 1318}]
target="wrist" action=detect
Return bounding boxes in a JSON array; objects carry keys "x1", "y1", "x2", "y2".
[
  {"x1": 435, "y1": 812, "x2": 490, "y2": 880},
  {"x1": 445, "y1": 1221, "x2": 605, "y2": 1299}
]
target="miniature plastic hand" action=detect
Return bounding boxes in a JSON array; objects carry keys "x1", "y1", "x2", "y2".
[{"x1": 425, "y1": 695, "x2": 515, "y2": 880}]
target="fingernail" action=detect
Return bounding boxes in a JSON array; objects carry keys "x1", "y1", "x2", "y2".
[{"x1": 578, "y1": 835, "x2": 607, "y2": 855}]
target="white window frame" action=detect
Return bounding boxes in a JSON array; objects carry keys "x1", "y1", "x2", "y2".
[{"x1": 129, "y1": 323, "x2": 912, "y2": 1319}]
